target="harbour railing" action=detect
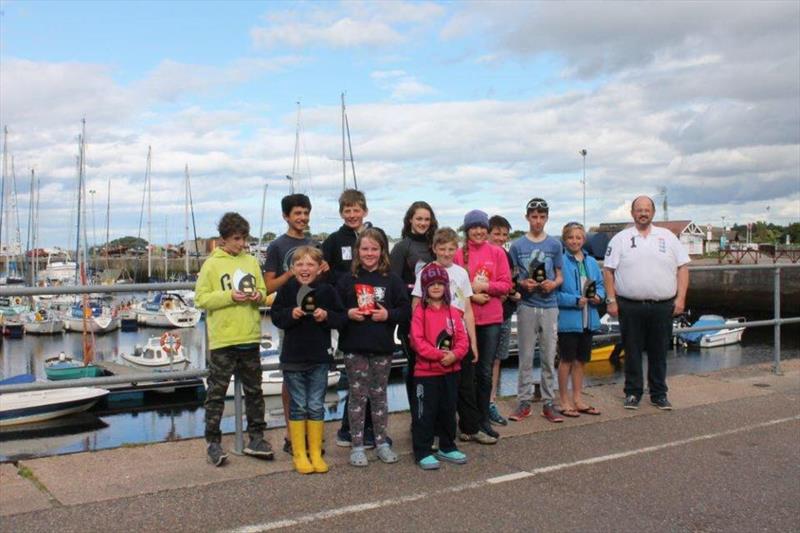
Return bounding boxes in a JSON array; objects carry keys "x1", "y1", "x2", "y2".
[{"x1": 1, "y1": 263, "x2": 798, "y2": 454}]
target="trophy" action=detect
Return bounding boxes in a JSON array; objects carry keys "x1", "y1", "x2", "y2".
[
  {"x1": 296, "y1": 285, "x2": 317, "y2": 315},
  {"x1": 436, "y1": 330, "x2": 453, "y2": 351},
  {"x1": 528, "y1": 259, "x2": 547, "y2": 283},
  {"x1": 584, "y1": 280, "x2": 597, "y2": 299},
  {"x1": 238, "y1": 273, "x2": 257, "y2": 296}
]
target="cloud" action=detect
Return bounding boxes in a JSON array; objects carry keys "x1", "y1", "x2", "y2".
[
  {"x1": 250, "y1": 1, "x2": 446, "y2": 49},
  {"x1": 370, "y1": 70, "x2": 435, "y2": 100}
]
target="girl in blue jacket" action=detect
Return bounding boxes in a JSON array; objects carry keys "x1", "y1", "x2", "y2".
[{"x1": 556, "y1": 222, "x2": 605, "y2": 417}]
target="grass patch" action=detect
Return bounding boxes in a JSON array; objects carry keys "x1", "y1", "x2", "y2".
[{"x1": 17, "y1": 465, "x2": 49, "y2": 494}]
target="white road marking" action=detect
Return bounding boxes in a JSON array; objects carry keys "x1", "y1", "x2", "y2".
[{"x1": 226, "y1": 415, "x2": 799, "y2": 532}]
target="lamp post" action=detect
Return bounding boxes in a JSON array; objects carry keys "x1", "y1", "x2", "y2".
[{"x1": 579, "y1": 149, "x2": 587, "y2": 227}]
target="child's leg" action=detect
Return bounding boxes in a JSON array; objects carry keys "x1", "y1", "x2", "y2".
[
  {"x1": 456, "y1": 349, "x2": 481, "y2": 435},
  {"x1": 572, "y1": 331, "x2": 592, "y2": 408},
  {"x1": 538, "y1": 308, "x2": 559, "y2": 405},
  {"x1": 515, "y1": 305, "x2": 540, "y2": 406},
  {"x1": 284, "y1": 370, "x2": 313, "y2": 474},
  {"x1": 344, "y1": 353, "x2": 370, "y2": 448},
  {"x1": 236, "y1": 347, "x2": 267, "y2": 440},
  {"x1": 412, "y1": 375, "x2": 438, "y2": 461},
  {"x1": 557, "y1": 360, "x2": 574, "y2": 409},
  {"x1": 306, "y1": 364, "x2": 330, "y2": 473},
  {"x1": 492, "y1": 317, "x2": 512, "y2": 402},
  {"x1": 204, "y1": 348, "x2": 237, "y2": 444},
  {"x1": 437, "y1": 373, "x2": 459, "y2": 453},
  {"x1": 282, "y1": 382, "x2": 291, "y2": 442},
  {"x1": 366, "y1": 354, "x2": 393, "y2": 446},
  {"x1": 475, "y1": 324, "x2": 501, "y2": 430}
]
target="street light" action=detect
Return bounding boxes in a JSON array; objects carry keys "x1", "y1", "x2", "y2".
[{"x1": 579, "y1": 149, "x2": 587, "y2": 227}]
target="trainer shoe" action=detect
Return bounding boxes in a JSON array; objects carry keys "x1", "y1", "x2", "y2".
[
  {"x1": 541, "y1": 403, "x2": 564, "y2": 423},
  {"x1": 207, "y1": 442, "x2": 228, "y2": 467},
  {"x1": 418, "y1": 455, "x2": 441, "y2": 470},
  {"x1": 508, "y1": 402, "x2": 532, "y2": 422},
  {"x1": 282, "y1": 437, "x2": 292, "y2": 455},
  {"x1": 650, "y1": 397, "x2": 673, "y2": 411},
  {"x1": 489, "y1": 402, "x2": 508, "y2": 426},
  {"x1": 435, "y1": 449, "x2": 467, "y2": 464},
  {"x1": 243, "y1": 438, "x2": 275, "y2": 460},
  {"x1": 336, "y1": 428, "x2": 352, "y2": 447},
  {"x1": 623, "y1": 395, "x2": 641, "y2": 410},
  {"x1": 481, "y1": 424, "x2": 501, "y2": 439},
  {"x1": 459, "y1": 430, "x2": 498, "y2": 445}
]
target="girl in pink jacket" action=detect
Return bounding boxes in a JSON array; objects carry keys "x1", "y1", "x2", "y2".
[
  {"x1": 410, "y1": 264, "x2": 469, "y2": 470},
  {"x1": 454, "y1": 210, "x2": 512, "y2": 440}
]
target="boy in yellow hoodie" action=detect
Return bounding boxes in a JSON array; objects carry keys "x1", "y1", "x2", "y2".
[{"x1": 196, "y1": 212, "x2": 272, "y2": 466}]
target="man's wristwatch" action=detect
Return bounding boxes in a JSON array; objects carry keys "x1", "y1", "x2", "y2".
[{"x1": 605, "y1": 297, "x2": 616, "y2": 304}]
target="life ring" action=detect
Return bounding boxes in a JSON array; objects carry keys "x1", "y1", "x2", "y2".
[
  {"x1": 160, "y1": 332, "x2": 182, "y2": 354},
  {"x1": 163, "y1": 300, "x2": 173, "y2": 310},
  {"x1": 14, "y1": 297, "x2": 22, "y2": 305}
]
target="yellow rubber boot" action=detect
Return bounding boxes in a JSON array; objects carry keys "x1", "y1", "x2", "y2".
[
  {"x1": 289, "y1": 420, "x2": 314, "y2": 474},
  {"x1": 307, "y1": 420, "x2": 329, "y2": 473}
]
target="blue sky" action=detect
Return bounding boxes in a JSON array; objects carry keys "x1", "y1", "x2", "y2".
[{"x1": 1, "y1": 0, "x2": 798, "y2": 249}]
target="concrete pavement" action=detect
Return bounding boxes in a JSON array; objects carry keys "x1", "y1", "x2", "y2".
[{"x1": 1, "y1": 359, "x2": 798, "y2": 532}]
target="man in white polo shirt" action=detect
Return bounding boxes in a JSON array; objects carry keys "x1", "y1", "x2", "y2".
[{"x1": 603, "y1": 196, "x2": 690, "y2": 410}]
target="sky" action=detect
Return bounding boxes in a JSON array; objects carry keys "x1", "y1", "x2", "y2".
[{"x1": 1, "y1": 0, "x2": 798, "y2": 249}]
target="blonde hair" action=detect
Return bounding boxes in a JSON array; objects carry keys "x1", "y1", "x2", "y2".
[
  {"x1": 561, "y1": 222, "x2": 586, "y2": 242},
  {"x1": 432, "y1": 227, "x2": 459, "y2": 248},
  {"x1": 292, "y1": 245, "x2": 323, "y2": 265},
  {"x1": 351, "y1": 228, "x2": 391, "y2": 276}
]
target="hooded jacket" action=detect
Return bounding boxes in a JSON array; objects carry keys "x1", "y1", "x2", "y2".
[
  {"x1": 556, "y1": 251, "x2": 606, "y2": 333},
  {"x1": 454, "y1": 240, "x2": 512, "y2": 326},
  {"x1": 195, "y1": 247, "x2": 267, "y2": 350},
  {"x1": 410, "y1": 303, "x2": 468, "y2": 377}
]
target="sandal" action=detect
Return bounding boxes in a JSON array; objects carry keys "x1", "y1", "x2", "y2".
[
  {"x1": 349, "y1": 447, "x2": 369, "y2": 467},
  {"x1": 577, "y1": 405, "x2": 601, "y2": 415},
  {"x1": 559, "y1": 408, "x2": 580, "y2": 418}
]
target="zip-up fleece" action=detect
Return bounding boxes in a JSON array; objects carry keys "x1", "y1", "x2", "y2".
[
  {"x1": 336, "y1": 268, "x2": 410, "y2": 355},
  {"x1": 454, "y1": 240, "x2": 512, "y2": 326},
  {"x1": 271, "y1": 278, "x2": 348, "y2": 366},
  {"x1": 410, "y1": 303, "x2": 468, "y2": 377},
  {"x1": 195, "y1": 247, "x2": 267, "y2": 350},
  {"x1": 556, "y1": 251, "x2": 606, "y2": 333}
]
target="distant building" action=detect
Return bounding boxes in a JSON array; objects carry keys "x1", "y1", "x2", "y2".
[{"x1": 592, "y1": 220, "x2": 705, "y2": 256}]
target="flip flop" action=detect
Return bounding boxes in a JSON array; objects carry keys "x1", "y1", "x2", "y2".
[
  {"x1": 577, "y1": 406, "x2": 601, "y2": 415},
  {"x1": 559, "y1": 408, "x2": 580, "y2": 418}
]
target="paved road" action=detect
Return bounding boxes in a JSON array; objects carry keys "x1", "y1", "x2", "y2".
[{"x1": 3, "y1": 389, "x2": 798, "y2": 533}]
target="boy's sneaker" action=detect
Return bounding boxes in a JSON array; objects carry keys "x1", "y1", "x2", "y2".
[
  {"x1": 508, "y1": 402, "x2": 532, "y2": 421},
  {"x1": 283, "y1": 437, "x2": 292, "y2": 455},
  {"x1": 207, "y1": 442, "x2": 228, "y2": 467},
  {"x1": 243, "y1": 438, "x2": 274, "y2": 460},
  {"x1": 489, "y1": 403, "x2": 508, "y2": 426},
  {"x1": 459, "y1": 431, "x2": 497, "y2": 445},
  {"x1": 435, "y1": 449, "x2": 467, "y2": 465},
  {"x1": 541, "y1": 403, "x2": 564, "y2": 423},
  {"x1": 650, "y1": 397, "x2": 673, "y2": 411},
  {"x1": 418, "y1": 455, "x2": 441, "y2": 470},
  {"x1": 336, "y1": 428, "x2": 352, "y2": 447},
  {"x1": 481, "y1": 424, "x2": 500, "y2": 439},
  {"x1": 375, "y1": 443, "x2": 399, "y2": 464},
  {"x1": 623, "y1": 395, "x2": 641, "y2": 410}
]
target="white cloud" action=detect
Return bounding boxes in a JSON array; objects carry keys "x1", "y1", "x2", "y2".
[{"x1": 370, "y1": 70, "x2": 435, "y2": 100}]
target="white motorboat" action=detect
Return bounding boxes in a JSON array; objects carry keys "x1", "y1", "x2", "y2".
[
  {"x1": 120, "y1": 335, "x2": 190, "y2": 368},
  {"x1": 22, "y1": 308, "x2": 65, "y2": 335},
  {"x1": 135, "y1": 292, "x2": 201, "y2": 328},
  {"x1": 676, "y1": 315, "x2": 747, "y2": 348},
  {"x1": 0, "y1": 375, "x2": 109, "y2": 427}
]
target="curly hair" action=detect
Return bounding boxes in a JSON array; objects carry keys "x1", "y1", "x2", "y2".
[
  {"x1": 351, "y1": 228, "x2": 391, "y2": 276},
  {"x1": 217, "y1": 212, "x2": 250, "y2": 239}
]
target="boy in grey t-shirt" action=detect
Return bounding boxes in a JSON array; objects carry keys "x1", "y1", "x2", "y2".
[{"x1": 507, "y1": 198, "x2": 564, "y2": 423}]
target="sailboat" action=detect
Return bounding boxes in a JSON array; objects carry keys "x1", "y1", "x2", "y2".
[{"x1": 1, "y1": 127, "x2": 24, "y2": 285}]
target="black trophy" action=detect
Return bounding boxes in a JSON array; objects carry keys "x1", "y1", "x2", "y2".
[
  {"x1": 584, "y1": 280, "x2": 597, "y2": 299},
  {"x1": 436, "y1": 330, "x2": 453, "y2": 351},
  {"x1": 238, "y1": 273, "x2": 257, "y2": 296},
  {"x1": 529, "y1": 259, "x2": 547, "y2": 283},
  {"x1": 296, "y1": 285, "x2": 317, "y2": 315}
]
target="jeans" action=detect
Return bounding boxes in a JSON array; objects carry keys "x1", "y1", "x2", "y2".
[
  {"x1": 475, "y1": 324, "x2": 501, "y2": 429},
  {"x1": 284, "y1": 364, "x2": 330, "y2": 421},
  {"x1": 516, "y1": 305, "x2": 559, "y2": 404},
  {"x1": 618, "y1": 298, "x2": 673, "y2": 400}
]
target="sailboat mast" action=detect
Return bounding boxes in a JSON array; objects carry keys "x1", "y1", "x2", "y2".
[
  {"x1": 27, "y1": 168, "x2": 34, "y2": 282},
  {"x1": 34, "y1": 170, "x2": 40, "y2": 282},
  {"x1": 184, "y1": 164, "x2": 189, "y2": 276},
  {"x1": 164, "y1": 216, "x2": 168, "y2": 280},
  {"x1": 341, "y1": 93, "x2": 346, "y2": 190},
  {"x1": 0, "y1": 126, "x2": 6, "y2": 265},
  {"x1": 290, "y1": 101, "x2": 300, "y2": 194},
  {"x1": 105, "y1": 177, "x2": 111, "y2": 268},
  {"x1": 74, "y1": 120, "x2": 86, "y2": 285},
  {"x1": 146, "y1": 147, "x2": 152, "y2": 280},
  {"x1": 257, "y1": 182, "x2": 268, "y2": 259}
]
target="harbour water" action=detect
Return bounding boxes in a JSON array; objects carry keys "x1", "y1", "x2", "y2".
[{"x1": 1, "y1": 313, "x2": 797, "y2": 463}]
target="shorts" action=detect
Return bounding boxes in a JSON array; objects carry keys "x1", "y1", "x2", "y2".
[
  {"x1": 557, "y1": 331, "x2": 592, "y2": 364},
  {"x1": 495, "y1": 316, "x2": 512, "y2": 361}
]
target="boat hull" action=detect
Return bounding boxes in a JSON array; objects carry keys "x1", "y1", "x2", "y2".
[
  {"x1": 0, "y1": 387, "x2": 108, "y2": 427},
  {"x1": 24, "y1": 319, "x2": 65, "y2": 335},
  {"x1": 63, "y1": 316, "x2": 120, "y2": 334},
  {"x1": 45, "y1": 364, "x2": 104, "y2": 380}
]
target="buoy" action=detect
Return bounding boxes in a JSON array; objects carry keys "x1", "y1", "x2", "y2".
[{"x1": 159, "y1": 332, "x2": 182, "y2": 354}]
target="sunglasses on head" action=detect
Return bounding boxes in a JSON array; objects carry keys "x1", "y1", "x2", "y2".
[
  {"x1": 526, "y1": 199, "x2": 548, "y2": 210},
  {"x1": 565, "y1": 221, "x2": 584, "y2": 229}
]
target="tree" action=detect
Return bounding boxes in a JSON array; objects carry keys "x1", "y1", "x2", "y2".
[{"x1": 260, "y1": 231, "x2": 276, "y2": 242}]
